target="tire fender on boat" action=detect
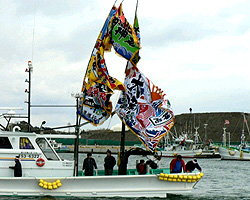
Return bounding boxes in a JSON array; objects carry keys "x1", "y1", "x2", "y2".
[{"x1": 36, "y1": 158, "x2": 45, "y2": 167}]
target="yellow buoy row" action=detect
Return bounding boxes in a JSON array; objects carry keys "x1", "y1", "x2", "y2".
[
  {"x1": 159, "y1": 172, "x2": 203, "y2": 182},
  {"x1": 39, "y1": 179, "x2": 62, "y2": 190}
]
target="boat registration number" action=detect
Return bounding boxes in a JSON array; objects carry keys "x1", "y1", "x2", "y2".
[{"x1": 19, "y1": 152, "x2": 40, "y2": 158}]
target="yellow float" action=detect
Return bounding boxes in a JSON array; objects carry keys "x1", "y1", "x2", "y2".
[
  {"x1": 159, "y1": 172, "x2": 203, "y2": 182},
  {"x1": 39, "y1": 179, "x2": 62, "y2": 190}
]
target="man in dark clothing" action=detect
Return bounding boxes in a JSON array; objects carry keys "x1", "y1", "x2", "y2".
[
  {"x1": 170, "y1": 155, "x2": 186, "y2": 173},
  {"x1": 104, "y1": 150, "x2": 116, "y2": 175},
  {"x1": 136, "y1": 159, "x2": 147, "y2": 175},
  {"x1": 82, "y1": 153, "x2": 97, "y2": 176},
  {"x1": 186, "y1": 159, "x2": 202, "y2": 172},
  {"x1": 9, "y1": 156, "x2": 22, "y2": 177}
]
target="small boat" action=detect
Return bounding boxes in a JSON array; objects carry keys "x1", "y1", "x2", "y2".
[
  {"x1": 159, "y1": 136, "x2": 203, "y2": 158},
  {"x1": 48, "y1": 138, "x2": 69, "y2": 153},
  {"x1": 158, "y1": 129, "x2": 219, "y2": 158},
  {"x1": 219, "y1": 113, "x2": 250, "y2": 161}
]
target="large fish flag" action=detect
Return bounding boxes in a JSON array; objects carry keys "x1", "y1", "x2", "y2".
[
  {"x1": 109, "y1": 4, "x2": 140, "y2": 66},
  {"x1": 79, "y1": 6, "x2": 125, "y2": 125},
  {"x1": 116, "y1": 62, "x2": 175, "y2": 152}
]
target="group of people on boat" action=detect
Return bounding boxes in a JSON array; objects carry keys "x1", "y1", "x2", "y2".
[
  {"x1": 136, "y1": 155, "x2": 202, "y2": 175},
  {"x1": 170, "y1": 155, "x2": 202, "y2": 173},
  {"x1": 136, "y1": 159, "x2": 158, "y2": 175},
  {"x1": 9, "y1": 153, "x2": 201, "y2": 178},
  {"x1": 83, "y1": 152, "x2": 201, "y2": 176},
  {"x1": 82, "y1": 149, "x2": 116, "y2": 176}
]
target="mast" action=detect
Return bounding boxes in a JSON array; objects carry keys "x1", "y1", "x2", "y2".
[
  {"x1": 118, "y1": 122, "x2": 127, "y2": 175},
  {"x1": 243, "y1": 113, "x2": 250, "y2": 137},
  {"x1": 25, "y1": 61, "x2": 33, "y2": 132},
  {"x1": 222, "y1": 127, "x2": 226, "y2": 146},
  {"x1": 74, "y1": 94, "x2": 80, "y2": 176},
  {"x1": 118, "y1": 0, "x2": 140, "y2": 175}
]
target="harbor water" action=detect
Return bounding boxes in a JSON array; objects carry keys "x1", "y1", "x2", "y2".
[{"x1": 3, "y1": 153, "x2": 250, "y2": 200}]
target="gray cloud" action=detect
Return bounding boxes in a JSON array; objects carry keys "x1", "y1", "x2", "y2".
[{"x1": 1, "y1": 0, "x2": 249, "y2": 129}]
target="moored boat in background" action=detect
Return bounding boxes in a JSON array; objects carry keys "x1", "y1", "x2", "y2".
[{"x1": 219, "y1": 113, "x2": 250, "y2": 161}]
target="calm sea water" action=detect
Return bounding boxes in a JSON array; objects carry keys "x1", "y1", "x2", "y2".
[{"x1": 3, "y1": 153, "x2": 250, "y2": 200}]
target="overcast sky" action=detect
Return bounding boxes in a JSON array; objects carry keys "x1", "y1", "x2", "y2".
[{"x1": 0, "y1": 0, "x2": 249, "y2": 131}]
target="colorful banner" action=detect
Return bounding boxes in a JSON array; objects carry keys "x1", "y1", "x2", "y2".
[
  {"x1": 116, "y1": 62, "x2": 175, "y2": 151},
  {"x1": 109, "y1": 4, "x2": 140, "y2": 66},
  {"x1": 78, "y1": 6, "x2": 125, "y2": 126}
]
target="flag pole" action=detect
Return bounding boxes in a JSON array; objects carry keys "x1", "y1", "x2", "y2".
[
  {"x1": 118, "y1": 62, "x2": 129, "y2": 175},
  {"x1": 118, "y1": 0, "x2": 139, "y2": 175}
]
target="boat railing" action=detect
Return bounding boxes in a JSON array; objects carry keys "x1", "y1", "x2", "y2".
[{"x1": 78, "y1": 168, "x2": 171, "y2": 176}]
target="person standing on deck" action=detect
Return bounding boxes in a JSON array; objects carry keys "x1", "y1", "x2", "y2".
[
  {"x1": 9, "y1": 156, "x2": 22, "y2": 177},
  {"x1": 82, "y1": 153, "x2": 97, "y2": 176},
  {"x1": 186, "y1": 159, "x2": 202, "y2": 172},
  {"x1": 170, "y1": 155, "x2": 186, "y2": 173},
  {"x1": 136, "y1": 159, "x2": 147, "y2": 175},
  {"x1": 104, "y1": 150, "x2": 116, "y2": 175}
]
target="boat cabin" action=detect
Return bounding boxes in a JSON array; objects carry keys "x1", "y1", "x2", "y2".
[{"x1": 0, "y1": 131, "x2": 74, "y2": 177}]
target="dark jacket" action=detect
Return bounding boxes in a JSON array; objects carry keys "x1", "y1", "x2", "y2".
[
  {"x1": 104, "y1": 155, "x2": 116, "y2": 170},
  {"x1": 82, "y1": 157, "x2": 97, "y2": 176},
  {"x1": 186, "y1": 161, "x2": 202, "y2": 172},
  {"x1": 9, "y1": 160, "x2": 22, "y2": 177},
  {"x1": 170, "y1": 158, "x2": 186, "y2": 173}
]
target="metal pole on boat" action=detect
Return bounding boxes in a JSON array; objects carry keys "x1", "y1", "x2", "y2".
[
  {"x1": 73, "y1": 93, "x2": 80, "y2": 176},
  {"x1": 25, "y1": 61, "x2": 33, "y2": 132},
  {"x1": 204, "y1": 124, "x2": 208, "y2": 143},
  {"x1": 118, "y1": 122, "x2": 126, "y2": 175},
  {"x1": 222, "y1": 128, "x2": 226, "y2": 146}
]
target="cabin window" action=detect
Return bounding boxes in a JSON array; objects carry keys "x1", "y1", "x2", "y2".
[
  {"x1": 0, "y1": 137, "x2": 12, "y2": 149},
  {"x1": 36, "y1": 138, "x2": 59, "y2": 161},
  {"x1": 20, "y1": 137, "x2": 34, "y2": 149}
]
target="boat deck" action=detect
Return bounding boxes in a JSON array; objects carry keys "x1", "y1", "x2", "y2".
[{"x1": 78, "y1": 168, "x2": 171, "y2": 176}]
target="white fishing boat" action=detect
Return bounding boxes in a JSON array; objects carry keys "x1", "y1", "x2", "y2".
[
  {"x1": 219, "y1": 145, "x2": 250, "y2": 161},
  {"x1": 219, "y1": 113, "x2": 250, "y2": 161},
  {"x1": 158, "y1": 129, "x2": 219, "y2": 158},
  {"x1": 159, "y1": 136, "x2": 203, "y2": 158},
  {"x1": 0, "y1": 130, "x2": 203, "y2": 197}
]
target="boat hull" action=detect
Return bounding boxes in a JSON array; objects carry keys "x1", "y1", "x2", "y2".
[
  {"x1": 0, "y1": 173, "x2": 200, "y2": 197},
  {"x1": 160, "y1": 149, "x2": 202, "y2": 158},
  {"x1": 219, "y1": 147, "x2": 250, "y2": 161}
]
